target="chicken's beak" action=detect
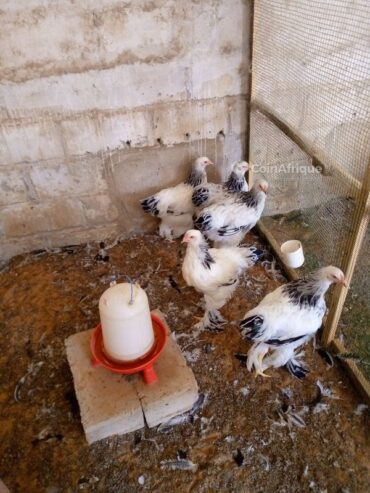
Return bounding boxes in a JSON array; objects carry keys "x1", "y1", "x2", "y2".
[
  {"x1": 182, "y1": 236, "x2": 189, "y2": 243},
  {"x1": 342, "y1": 278, "x2": 348, "y2": 288},
  {"x1": 206, "y1": 160, "x2": 214, "y2": 166}
]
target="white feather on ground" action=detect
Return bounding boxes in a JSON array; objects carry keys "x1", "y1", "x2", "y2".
[
  {"x1": 239, "y1": 266, "x2": 346, "y2": 379},
  {"x1": 140, "y1": 157, "x2": 213, "y2": 240},
  {"x1": 182, "y1": 229, "x2": 262, "y2": 331},
  {"x1": 194, "y1": 180, "x2": 268, "y2": 247}
]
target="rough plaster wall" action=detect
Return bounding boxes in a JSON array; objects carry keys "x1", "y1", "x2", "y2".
[{"x1": 0, "y1": 0, "x2": 251, "y2": 261}]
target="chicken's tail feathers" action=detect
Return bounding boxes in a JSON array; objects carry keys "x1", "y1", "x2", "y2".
[
  {"x1": 236, "y1": 246, "x2": 264, "y2": 269},
  {"x1": 194, "y1": 212, "x2": 212, "y2": 232},
  {"x1": 239, "y1": 314, "x2": 265, "y2": 340},
  {"x1": 192, "y1": 187, "x2": 210, "y2": 207},
  {"x1": 244, "y1": 246, "x2": 264, "y2": 263},
  {"x1": 217, "y1": 224, "x2": 249, "y2": 237},
  {"x1": 286, "y1": 358, "x2": 309, "y2": 380},
  {"x1": 140, "y1": 195, "x2": 160, "y2": 216}
]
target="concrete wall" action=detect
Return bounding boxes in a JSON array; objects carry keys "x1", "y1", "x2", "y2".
[{"x1": 0, "y1": 0, "x2": 251, "y2": 261}]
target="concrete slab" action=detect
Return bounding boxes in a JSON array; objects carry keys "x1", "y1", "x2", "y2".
[
  {"x1": 134, "y1": 311, "x2": 199, "y2": 428},
  {"x1": 0, "y1": 479, "x2": 10, "y2": 493},
  {"x1": 65, "y1": 330, "x2": 145, "y2": 444},
  {"x1": 65, "y1": 311, "x2": 198, "y2": 442}
]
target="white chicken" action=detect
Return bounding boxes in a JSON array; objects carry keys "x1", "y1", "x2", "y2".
[
  {"x1": 141, "y1": 157, "x2": 213, "y2": 239},
  {"x1": 182, "y1": 229, "x2": 262, "y2": 331},
  {"x1": 239, "y1": 266, "x2": 347, "y2": 379},
  {"x1": 194, "y1": 179, "x2": 268, "y2": 247},
  {"x1": 192, "y1": 161, "x2": 249, "y2": 211}
]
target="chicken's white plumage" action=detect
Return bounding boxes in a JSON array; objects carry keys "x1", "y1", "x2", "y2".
[
  {"x1": 152, "y1": 183, "x2": 195, "y2": 239},
  {"x1": 141, "y1": 157, "x2": 213, "y2": 239},
  {"x1": 243, "y1": 286, "x2": 325, "y2": 341},
  {"x1": 194, "y1": 180, "x2": 268, "y2": 247},
  {"x1": 183, "y1": 243, "x2": 251, "y2": 292},
  {"x1": 182, "y1": 230, "x2": 261, "y2": 331},
  {"x1": 192, "y1": 161, "x2": 249, "y2": 212},
  {"x1": 240, "y1": 266, "x2": 346, "y2": 378}
]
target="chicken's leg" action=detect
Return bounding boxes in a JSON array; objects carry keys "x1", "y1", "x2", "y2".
[
  {"x1": 255, "y1": 351, "x2": 271, "y2": 378},
  {"x1": 159, "y1": 220, "x2": 174, "y2": 241},
  {"x1": 262, "y1": 340, "x2": 310, "y2": 380},
  {"x1": 204, "y1": 309, "x2": 226, "y2": 332},
  {"x1": 247, "y1": 342, "x2": 270, "y2": 377}
]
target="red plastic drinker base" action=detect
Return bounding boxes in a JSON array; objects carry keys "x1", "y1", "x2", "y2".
[{"x1": 90, "y1": 312, "x2": 167, "y2": 385}]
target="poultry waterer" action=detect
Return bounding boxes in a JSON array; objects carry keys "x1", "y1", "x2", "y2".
[{"x1": 90, "y1": 312, "x2": 167, "y2": 384}]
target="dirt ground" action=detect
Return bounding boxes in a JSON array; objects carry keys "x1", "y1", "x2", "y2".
[{"x1": 0, "y1": 232, "x2": 369, "y2": 493}]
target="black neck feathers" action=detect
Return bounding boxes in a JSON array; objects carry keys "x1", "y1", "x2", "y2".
[
  {"x1": 283, "y1": 276, "x2": 324, "y2": 309},
  {"x1": 224, "y1": 172, "x2": 245, "y2": 192},
  {"x1": 239, "y1": 189, "x2": 259, "y2": 208},
  {"x1": 185, "y1": 170, "x2": 204, "y2": 187},
  {"x1": 199, "y1": 243, "x2": 215, "y2": 270}
]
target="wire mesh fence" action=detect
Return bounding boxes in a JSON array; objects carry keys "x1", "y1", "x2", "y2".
[
  {"x1": 249, "y1": 0, "x2": 370, "y2": 392},
  {"x1": 338, "y1": 227, "x2": 370, "y2": 380}
]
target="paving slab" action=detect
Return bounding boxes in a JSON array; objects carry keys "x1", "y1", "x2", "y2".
[
  {"x1": 134, "y1": 311, "x2": 199, "y2": 427},
  {"x1": 0, "y1": 479, "x2": 10, "y2": 493},
  {"x1": 65, "y1": 311, "x2": 198, "y2": 442},
  {"x1": 65, "y1": 330, "x2": 145, "y2": 444}
]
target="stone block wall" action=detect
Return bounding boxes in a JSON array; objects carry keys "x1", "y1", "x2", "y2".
[{"x1": 0, "y1": 0, "x2": 251, "y2": 261}]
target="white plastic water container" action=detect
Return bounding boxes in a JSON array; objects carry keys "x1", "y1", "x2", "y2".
[
  {"x1": 99, "y1": 282, "x2": 155, "y2": 362},
  {"x1": 281, "y1": 240, "x2": 305, "y2": 269}
]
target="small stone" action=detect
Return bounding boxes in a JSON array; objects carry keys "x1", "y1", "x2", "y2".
[
  {"x1": 233, "y1": 449, "x2": 244, "y2": 467},
  {"x1": 138, "y1": 475, "x2": 145, "y2": 485},
  {"x1": 240, "y1": 386, "x2": 250, "y2": 397}
]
